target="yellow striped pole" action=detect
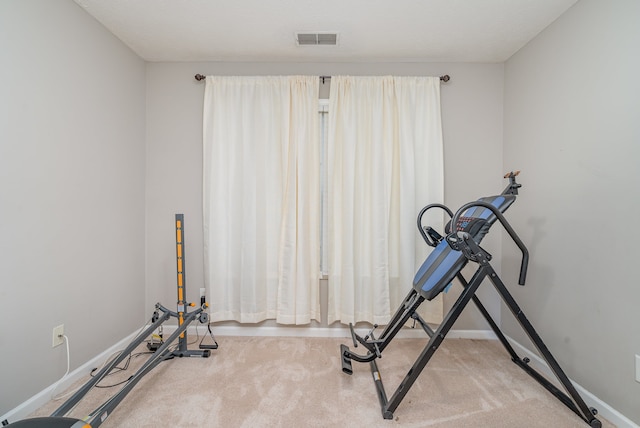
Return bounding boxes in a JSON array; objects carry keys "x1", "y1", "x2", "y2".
[{"x1": 175, "y1": 214, "x2": 186, "y2": 339}]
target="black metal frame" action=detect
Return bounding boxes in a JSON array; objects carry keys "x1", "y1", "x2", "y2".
[
  {"x1": 50, "y1": 303, "x2": 210, "y2": 427},
  {"x1": 340, "y1": 173, "x2": 602, "y2": 427}
]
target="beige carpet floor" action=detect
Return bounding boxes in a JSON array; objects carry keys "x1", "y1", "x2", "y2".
[{"x1": 30, "y1": 336, "x2": 613, "y2": 427}]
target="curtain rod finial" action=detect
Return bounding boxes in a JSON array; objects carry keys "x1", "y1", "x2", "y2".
[
  {"x1": 440, "y1": 75, "x2": 450, "y2": 82},
  {"x1": 195, "y1": 74, "x2": 206, "y2": 81}
]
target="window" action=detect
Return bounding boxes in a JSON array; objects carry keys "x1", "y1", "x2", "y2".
[{"x1": 319, "y1": 99, "x2": 329, "y2": 277}]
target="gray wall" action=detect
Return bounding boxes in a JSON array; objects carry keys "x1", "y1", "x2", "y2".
[
  {"x1": 502, "y1": 0, "x2": 640, "y2": 423},
  {"x1": 145, "y1": 61, "x2": 506, "y2": 330},
  {"x1": 0, "y1": 0, "x2": 146, "y2": 415}
]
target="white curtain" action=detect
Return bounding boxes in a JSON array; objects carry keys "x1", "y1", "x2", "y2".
[
  {"x1": 327, "y1": 76, "x2": 444, "y2": 325},
  {"x1": 202, "y1": 76, "x2": 320, "y2": 325}
]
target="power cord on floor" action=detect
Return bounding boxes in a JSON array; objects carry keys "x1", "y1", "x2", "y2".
[{"x1": 89, "y1": 351, "x2": 153, "y2": 388}]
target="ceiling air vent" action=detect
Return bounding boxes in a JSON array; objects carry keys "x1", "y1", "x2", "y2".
[{"x1": 295, "y1": 32, "x2": 339, "y2": 46}]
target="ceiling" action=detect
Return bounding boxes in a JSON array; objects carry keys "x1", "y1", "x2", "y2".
[{"x1": 73, "y1": 0, "x2": 578, "y2": 63}]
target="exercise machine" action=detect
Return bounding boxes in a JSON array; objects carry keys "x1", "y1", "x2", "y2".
[
  {"x1": 339, "y1": 172, "x2": 602, "y2": 427},
  {"x1": 4, "y1": 214, "x2": 217, "y2": 428}
]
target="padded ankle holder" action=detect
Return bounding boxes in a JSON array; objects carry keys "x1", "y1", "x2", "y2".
[{"x1": 454, "y1": 216, "x2": 489, "y2": 236}]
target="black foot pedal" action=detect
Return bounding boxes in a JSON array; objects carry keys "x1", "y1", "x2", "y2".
[{"x1": 341, "y1": 344, "x2": 353, "y2": 375}]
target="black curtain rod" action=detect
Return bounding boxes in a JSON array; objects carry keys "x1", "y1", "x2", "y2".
[{"x1": 194, "y1": 74, "x2": 450, "y2": 83}]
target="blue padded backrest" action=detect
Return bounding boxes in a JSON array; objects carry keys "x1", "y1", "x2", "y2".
[{"x1": 413, "y1": 195, "x2": 515, "y2": 300}]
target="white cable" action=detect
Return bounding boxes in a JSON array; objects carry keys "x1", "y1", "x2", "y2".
[{"x1": 51, "y1": 335, "x2": 71, "y2": 400}]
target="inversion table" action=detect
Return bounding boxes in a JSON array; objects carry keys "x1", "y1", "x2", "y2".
[{"x1": 339, "y1": 172, "x2": 601, "y2": 427}]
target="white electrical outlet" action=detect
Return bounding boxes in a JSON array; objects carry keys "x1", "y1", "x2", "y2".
[
  {"x1": 636, "y1": 354, "x2": 640, "y2": 383},
  {"x1": 52, "y1": 324, "x2": 64, "y2": 348}
]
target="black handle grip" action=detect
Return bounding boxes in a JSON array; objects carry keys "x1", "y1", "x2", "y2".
[{"x1": 449, "y1": 201, "x2": 529, "y2": 285}]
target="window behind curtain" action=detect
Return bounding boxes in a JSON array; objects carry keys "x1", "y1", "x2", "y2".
[{"x1": 319, "y1": 99, "x2": 329, "y2": 277}]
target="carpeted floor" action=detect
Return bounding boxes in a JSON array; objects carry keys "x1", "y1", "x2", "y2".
[{"x1": 30, "y1": 336, "x2": 613, "y2": 427}]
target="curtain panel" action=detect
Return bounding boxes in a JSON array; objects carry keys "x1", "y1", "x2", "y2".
[
  {"x1": 202, "y1": 76, "x2": 320, "y2": 325},
  {"x1": 327, "y1": 76, "x2": 444, "y2": 325}
]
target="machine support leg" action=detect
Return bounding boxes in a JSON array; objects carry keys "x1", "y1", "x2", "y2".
[
  {"x1": 382, "y1": 269, "x2": 487, "y2": 417},
  {"x1": 369, "y1": 359, "x2": 393, "y2": 419},
  {"x1": 456, "y1": 272, "x2": 521, "y2": 362},
  {"x1": 487, "y1": 265, "x2": 601, "y2": 427}
]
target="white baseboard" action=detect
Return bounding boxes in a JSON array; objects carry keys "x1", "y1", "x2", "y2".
[
  {"x1": 180, "y1": 324, "x2": 499, "y2": 340},
  {"x1": 3, "y1": 327, "x2": 635, "y2": 428}
]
